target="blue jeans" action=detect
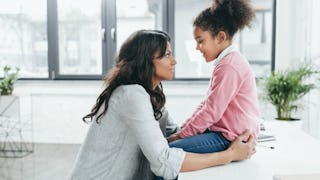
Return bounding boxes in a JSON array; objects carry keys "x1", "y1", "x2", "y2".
[
  {"x1": 169, "y1": 130, "x2": 231, "y2": 153},
  {"x1": 157, "y1": 131, "x2": 230, "y2": 179}
]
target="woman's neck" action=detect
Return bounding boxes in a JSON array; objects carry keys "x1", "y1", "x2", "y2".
[{"x1": 153, "y1": 81, "x2": 160, "y2": 89}]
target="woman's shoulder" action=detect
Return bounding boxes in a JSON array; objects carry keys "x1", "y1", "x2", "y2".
[
  {"x1": 115, "y1": 84, "x2": 147, "y2": 95},
  {"x1": 107, "y1": 84, "x2": 151, "y2": 114},
  {"x1": 112, "y1": 84, "x2": 149, "y2": 102}
]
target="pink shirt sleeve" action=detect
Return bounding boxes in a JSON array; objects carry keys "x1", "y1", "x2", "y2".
[
  {"x1": 179, "y1": 64, "x2": 243, "y2": 138},
  {"x1": 181, "y1": 100, "x2": 204, "y2": 129}
]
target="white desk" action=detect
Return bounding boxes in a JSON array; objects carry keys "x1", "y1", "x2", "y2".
[{"x1": 179, "y1": 120, "x2": 320, "y2": 180}]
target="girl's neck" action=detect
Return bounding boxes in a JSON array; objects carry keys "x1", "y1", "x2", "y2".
[
  {"x1": 217, "y1": 41, "x2": 232, "y2": 57},
  {"x1": 221, "y1": 40, "x2": 232, "y2": 51}
]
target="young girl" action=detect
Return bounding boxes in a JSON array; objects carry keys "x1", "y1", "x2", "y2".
[{"x1": 168, "y1": 0, "x2": 260, "y2": 153}]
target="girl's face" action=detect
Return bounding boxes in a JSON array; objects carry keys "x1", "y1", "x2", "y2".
[
  {"x1": 193, "y1": 26, "x2": 226, "y2": 62},
  {"x1": 152, "y1": 42, "x2": 177, "y2": 87}
]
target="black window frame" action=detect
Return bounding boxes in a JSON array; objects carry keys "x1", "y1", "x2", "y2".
[{"x1": 18, "y1": 0, "x2": 276, "y2": 80}]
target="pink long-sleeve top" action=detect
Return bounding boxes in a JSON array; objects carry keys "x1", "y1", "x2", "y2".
[{"x1": 179, "y1": 49, "x2": 260, "y2": 141}]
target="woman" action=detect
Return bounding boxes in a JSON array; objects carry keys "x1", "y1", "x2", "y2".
[{"x1": 69, "y1": 30, "x2": 255, "y2": 180}]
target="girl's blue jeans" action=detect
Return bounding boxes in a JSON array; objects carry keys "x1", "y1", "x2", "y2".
[
  {"x1": 169, "y1": 130, "x2": 231, "y2": 153},
  {"x1": 157, "y1": 130, "x2": 230, "y2": 179}
]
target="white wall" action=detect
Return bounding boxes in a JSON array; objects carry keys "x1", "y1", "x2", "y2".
[
  {"x1": 13, "y1": 81, "x2": 102, "y2": 144},
  {"x1": 276, "y1": 0, "x2": 306, "y2": 69},
  {"x1": 276, "y1": 0, "x2": 319, "y2": 68},
  {"x1": 12, "y1": 81, "x2": 209, "y2": 144},
  {"x1": 11, "y1": 80, "x2": 280, "y2": 144},
  {"x1": 276, "y1": 0, "x2": 320, "y2": 139}
]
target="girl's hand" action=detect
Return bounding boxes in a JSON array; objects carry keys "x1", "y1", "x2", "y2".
[
  {"x1": 167, "y1": 133, "x2": 181, "y2": 143},
  {"x1": 227, "y1": 130, "x2": 256, "y2": 161}
]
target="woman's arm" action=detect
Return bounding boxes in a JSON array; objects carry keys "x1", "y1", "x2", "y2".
[
  {"x1": 157, "y1": 108, "x2": 181, "y2": 140},
  {"x1": 162, "y1": 108, "x2": 180, "y2": 137},
  {"x1": 180, "y1": 130, "x2": 255, "y2": 172},
  {"x1": 119, "y1": 85, "x2": 186, "y2": 179}
]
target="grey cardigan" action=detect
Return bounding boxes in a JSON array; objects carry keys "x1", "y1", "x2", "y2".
[{"x1": 69, "y1": 85, "x2": 185, "y2": 180}]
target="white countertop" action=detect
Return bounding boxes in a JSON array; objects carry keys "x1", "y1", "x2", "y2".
[{"x1": 179, "y1": 120, "x2": 320, "y2": 180}]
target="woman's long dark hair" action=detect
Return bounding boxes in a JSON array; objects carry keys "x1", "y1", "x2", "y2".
[{"x1": 83, "y1": 30, "x2": 170, "y2": 123}]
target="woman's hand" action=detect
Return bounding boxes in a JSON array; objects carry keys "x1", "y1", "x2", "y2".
[
  {"x1": 227, "y1": 130, "x2": 256, "y2": 162},
  {"x1": 167, "y1": 133, "x2": 181, "y2": 143}
]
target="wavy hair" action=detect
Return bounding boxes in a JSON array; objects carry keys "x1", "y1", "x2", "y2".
[{"x1": 83, "y1": 30, "x2": 170, "y2": 123}]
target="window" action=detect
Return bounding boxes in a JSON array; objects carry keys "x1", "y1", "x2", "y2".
[
  {"x1": 172, "y1": 0, "x2": 275, "y2": 79},
  {"x1": 116, "y1": 0, "x2": 163, "y2": 51},
  {"x1": 0, "y1": 0, "x2": 47, "y2": 78},
  {"x1": 57, "y1": 0, "x2": 102, "y2": 75},
  {"x1": 240, "y1": 0, "x2": 274, "y2": 78},
  {"x1": 173, "y1": 0, "x2": 212, "y2": 79},
  {"x1": 0, "y1": 0, "x2": 275, "y2": 80}
]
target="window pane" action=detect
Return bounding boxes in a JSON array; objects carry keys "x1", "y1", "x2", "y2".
[
  {"x1": 174, "y1": 0, "x2": 213, "y2": 78},
  {"x1": 58, "y1": 0, "x2": 102, "y2": 75},
  {"x1": 116, "y1": 0, "x2": 162, "y2": 51},
  {"x1": 174, "y1": 0, "x2": 274, "y2": 79},
  {"x1": 0, "y1": 0, "x2": 48, "y2": 78},
  {"x1": 241, "y1": 0, "x2": 273, "y2": 78}
]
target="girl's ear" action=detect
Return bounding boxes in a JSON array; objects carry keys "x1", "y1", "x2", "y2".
[{"x1": 216, "y1": 31, "x2": 227, "y2": 44}]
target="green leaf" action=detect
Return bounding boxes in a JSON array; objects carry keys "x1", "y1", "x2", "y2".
[
  {"x1": 264, "y1": 64, "x2": 316, "y2": 120},
  {"x1": 0, "y1": 66, "x2": 20, "y2": 95}
]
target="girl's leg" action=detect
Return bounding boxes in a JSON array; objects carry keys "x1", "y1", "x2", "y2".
[
  {"x1": 157, "y1": 132, "x2": 228, "y2": 179},
  {"x1": 169, "y1": 131, "x2": 230, "y2": 153}
]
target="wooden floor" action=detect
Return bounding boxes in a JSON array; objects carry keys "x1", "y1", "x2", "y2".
[{"x1": 0, "y1": 143, "x2": 80, "y2": 180}]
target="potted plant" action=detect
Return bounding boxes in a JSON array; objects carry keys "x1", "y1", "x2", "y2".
[
  {"x1": 264, "y1": 64, "x2": 316, "y2": 120},
  {"x1": 0, "y1": 66, "x2": 20, "y2": 95}
]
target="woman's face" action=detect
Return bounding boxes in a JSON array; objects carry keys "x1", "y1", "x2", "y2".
[
  {"x1": 152, "y1": 42, "x2": 177, "y2": 87},
  {"x1": 193, "y1": 26, "x2": 224, "y2": 62}
]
